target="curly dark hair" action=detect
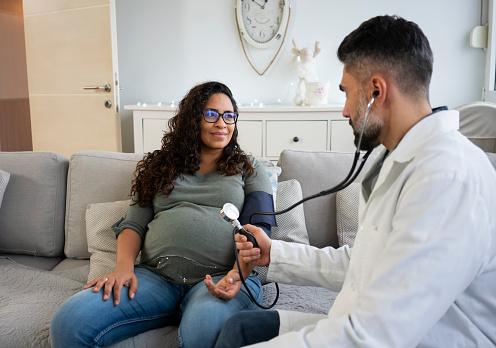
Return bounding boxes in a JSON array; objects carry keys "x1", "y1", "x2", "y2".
[{"x1": 131, "y1": 81, "x2": 255, "y2": 207}]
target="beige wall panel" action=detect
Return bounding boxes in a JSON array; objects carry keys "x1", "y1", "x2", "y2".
[
  {"x1": 22, "y1": 0, "x2": 108, "y2": 16},
  {"x1": 29, "y1": 95, "x2": 120, "y2": 157},
  {"x1": 24, "y1": 5, "x2": 112, "y2": 95}
]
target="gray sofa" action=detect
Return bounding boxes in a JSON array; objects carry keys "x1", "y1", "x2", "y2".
[{"x1": 1, "y1": 149, "x2": 494, "y2": 347}]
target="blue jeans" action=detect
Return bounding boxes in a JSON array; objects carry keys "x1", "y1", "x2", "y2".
[
  {"x1": 50, "y1": 266, "x2": 262, "y2": 348},
  {"x1": 214, "y1": 310, "x2": 280, "y2": 348}
]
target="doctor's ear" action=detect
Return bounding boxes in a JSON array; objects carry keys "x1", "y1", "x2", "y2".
[{"x1": 369, "y1": 75, "x2": 386, "y2": 101}]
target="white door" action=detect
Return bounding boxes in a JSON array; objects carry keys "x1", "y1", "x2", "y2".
[{"x1": 22, "y1": 0, "x2": 121, "y2": 158}]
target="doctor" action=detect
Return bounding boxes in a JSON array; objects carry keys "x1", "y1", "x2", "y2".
[{"x1": 215, "y1": 15, "x2": 496, "y2": 347}]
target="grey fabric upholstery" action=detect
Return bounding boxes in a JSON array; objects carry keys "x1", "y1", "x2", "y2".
[
  {"x1": 0, "y1": 169, "x2": 10, "y2": 208},
  {"x1": 0, "y1": 152, "x2": 68, "y2": 257},
  {"x1": 0, "y1": 257, "x2": 85, "y2": 348},
  {"x1": 278, "y1": 150, "x2": 376, "y2": 248},
  {"x1": 0, "y1": 254, "x2": 64, "y2": 271},
  {"x1": 455, "y1": 102, "x2": 496, "y2": 153},
  {"x1": 51, "y1": 258, "x2": 90, "y2": 283},
  {"x1": 486, "y1": 152, "x2": 496, "y2": 169},
  {"x1": 64, "y1": 151, "x2": 144, "y2": 259}
]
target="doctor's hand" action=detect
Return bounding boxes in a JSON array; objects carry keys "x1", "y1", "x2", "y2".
[
  {"x1": 204, "y1": 271, "x2": 241, "y2": 301},
  {"x1": 236, "y1": 224, "x2": 271, "y2": 267}
]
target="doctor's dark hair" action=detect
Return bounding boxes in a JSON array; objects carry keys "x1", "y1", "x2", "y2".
[
  {"x1": 130, "y1": 81, "x2": 254, "y2": 207},
  {"x1": 337, "y1": 15, "x2": 433, "y2": 102}
]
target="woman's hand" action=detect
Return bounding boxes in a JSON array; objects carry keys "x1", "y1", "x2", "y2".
[
  {"x1": 84, "y1": 268, "x2": 138, "y2": 306},
  {"x1": 204, "y1": 270, "x2": 242, "y2": 301}
]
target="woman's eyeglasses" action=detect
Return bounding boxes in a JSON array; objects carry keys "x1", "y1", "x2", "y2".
[{"x1": 202, "y1": 109, "x2": 238, "y2": 124}]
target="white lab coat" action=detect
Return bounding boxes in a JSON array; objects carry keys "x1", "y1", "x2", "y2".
[{"x1": 251, "y1": 110, "x2": 496, "y2": 347}]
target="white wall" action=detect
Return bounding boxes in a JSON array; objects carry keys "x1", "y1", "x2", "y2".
[{"x1": 116, "y1": 0, "x2": 487, "y2": 152}]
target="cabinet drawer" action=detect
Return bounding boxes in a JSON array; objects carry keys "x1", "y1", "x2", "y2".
[
  {"x1": 266, "y1": 121, "x2": 328, "y2": 157},
  {"x1": 143, "y1": 118, "x2": 169, "y2": 153},
  {"x1": 330, "y1": 120, "x2": 355, "y2": 152},
  {"x1": 237, "y1": 120, "x2": 263, "y2": 157}
]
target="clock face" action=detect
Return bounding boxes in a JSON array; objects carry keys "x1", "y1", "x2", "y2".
[{"x1": 239, "y1": 0, "x2": 287, "y2": 48}]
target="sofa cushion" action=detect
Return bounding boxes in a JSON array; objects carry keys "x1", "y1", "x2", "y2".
[
  {"x1": 0, "y1": 169, "x2": 10, "y2": 208},
  {"x1": 65, "y1": 151, "x2": 144, "y2": 259},
  {"x1": 86, "y1": 199, "x2": 141, "y2": 282},
  {"x1": 0, "y1": 257, "x2": 84, "y2": 348},
  {"x1": 255, "y1": 179, "x2": 309, "y2": 284},
  {"x1": 278, "y1": 150, "x2": 376, "y2": 248},
  {"x1": 0, "y1": 152, "x2": 68, "y2": 257},
  {"x1": 0, "y1": 254, "x2": 64, "y2": 271},
  {"x1": 51, "y1": 258, "x2": 90, "y2": 283},
  {"x1": 336, "y1": 183, "x2": 360, "y2": 247},
  {"x1": 262, "y1": 283, "x2": 337, "y2": 314}
]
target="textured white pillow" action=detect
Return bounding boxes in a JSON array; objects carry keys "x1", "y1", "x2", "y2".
[
  {"x1": 336, "y1": 183, "x2": 360, "y2": 247},
  {"x1": 0, "y1": 170, "x2": 10, "y2": 208},
  {"x1": 255, "y1": 179, "x2": 309, "y2": 284},
  {"x1": 85, "y1": 199, "x2": 140, "y2": 282}
]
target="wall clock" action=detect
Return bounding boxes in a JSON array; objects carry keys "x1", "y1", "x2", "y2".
[{"x1": 235, "y1": 0, "x2": 291, "y2": 76}]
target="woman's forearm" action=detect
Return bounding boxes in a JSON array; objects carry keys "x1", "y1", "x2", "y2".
[
  {"x1": 234, "y1": 257, "x2": 255, "y2": 280},
  {"x1": 115, "y1": 228, "x2": 142, "y2": 272}
]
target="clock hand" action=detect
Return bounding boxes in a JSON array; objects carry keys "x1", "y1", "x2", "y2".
[
  {"x1": 251, "y1": 0, "x2": 266, "y2": 9},
  {"x1": 251, "y1": 0, "x2": 262, "y2": 8}
]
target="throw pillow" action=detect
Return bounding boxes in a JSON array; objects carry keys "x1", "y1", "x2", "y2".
[
  {"x1": 85, "y1": 199, "x2": 141, "y2": 282},
  {"x1": 336, "y1": 183, "x2": 360, "y2": 248},
  {"x1": 0, "y1": 170, "x2": 10, "y2": 208},
  {"x1": 255, "y1": 179, "x2": 310, "y2": 284}
]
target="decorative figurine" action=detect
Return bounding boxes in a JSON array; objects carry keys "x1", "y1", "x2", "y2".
[{"x1": 291, "y1": 39, "x2": 321, "y2": 105}]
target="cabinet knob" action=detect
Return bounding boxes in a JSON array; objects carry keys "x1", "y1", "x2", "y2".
[{"x1": 293, "y1": 136, "x2": 300, "y2": 143}]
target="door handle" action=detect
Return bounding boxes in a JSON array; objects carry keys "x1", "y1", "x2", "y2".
[{"x1": 83, "y1": 84, "x2": 111, "y2": 92}]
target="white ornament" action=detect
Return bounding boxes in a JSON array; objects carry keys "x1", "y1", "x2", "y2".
[{"x1": 291, "y1": 40, "x2": 321, "y2": 105}]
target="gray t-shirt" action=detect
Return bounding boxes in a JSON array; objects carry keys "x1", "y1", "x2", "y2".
[{"x1": 112, "y1": 157, "x2": 274, "y2": 285}]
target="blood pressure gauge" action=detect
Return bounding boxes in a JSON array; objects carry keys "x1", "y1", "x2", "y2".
[
  {"x1": 221, "y1": 203, "x2": 240, "y2": 225},
  {"x1": 220, "y1": 203, "x2": 258, "y2": 248}
]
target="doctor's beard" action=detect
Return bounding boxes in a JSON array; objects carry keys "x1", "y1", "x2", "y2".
[{"x1": 351, "y1": 91, "x2": 383, "y2": 151}]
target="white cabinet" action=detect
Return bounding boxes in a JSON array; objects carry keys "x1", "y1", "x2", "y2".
[
  {"x1": 237, "y1": 120, "x2": 263, "y2": 157},
  {"x1": 266, "y1": 121, "x2": 328, "y2": 156},
  {"x1": 142, "y1": 118, "x2": 168, "y2": 152},
  {"x1": 127, "y1": 104, "x2": 360, "y2": 160},
  {"x1": 331, "y1": 120, "x2": 355, "y2": 152}
]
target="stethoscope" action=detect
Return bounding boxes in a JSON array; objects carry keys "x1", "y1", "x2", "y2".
[{"x1": 221, "y1": 95, "x2": 377, "y2": 309}]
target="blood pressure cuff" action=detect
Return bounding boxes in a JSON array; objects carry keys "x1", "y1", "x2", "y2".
[{"x1": 239, "y1": 191, "x2": 277, "y2": 238}]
